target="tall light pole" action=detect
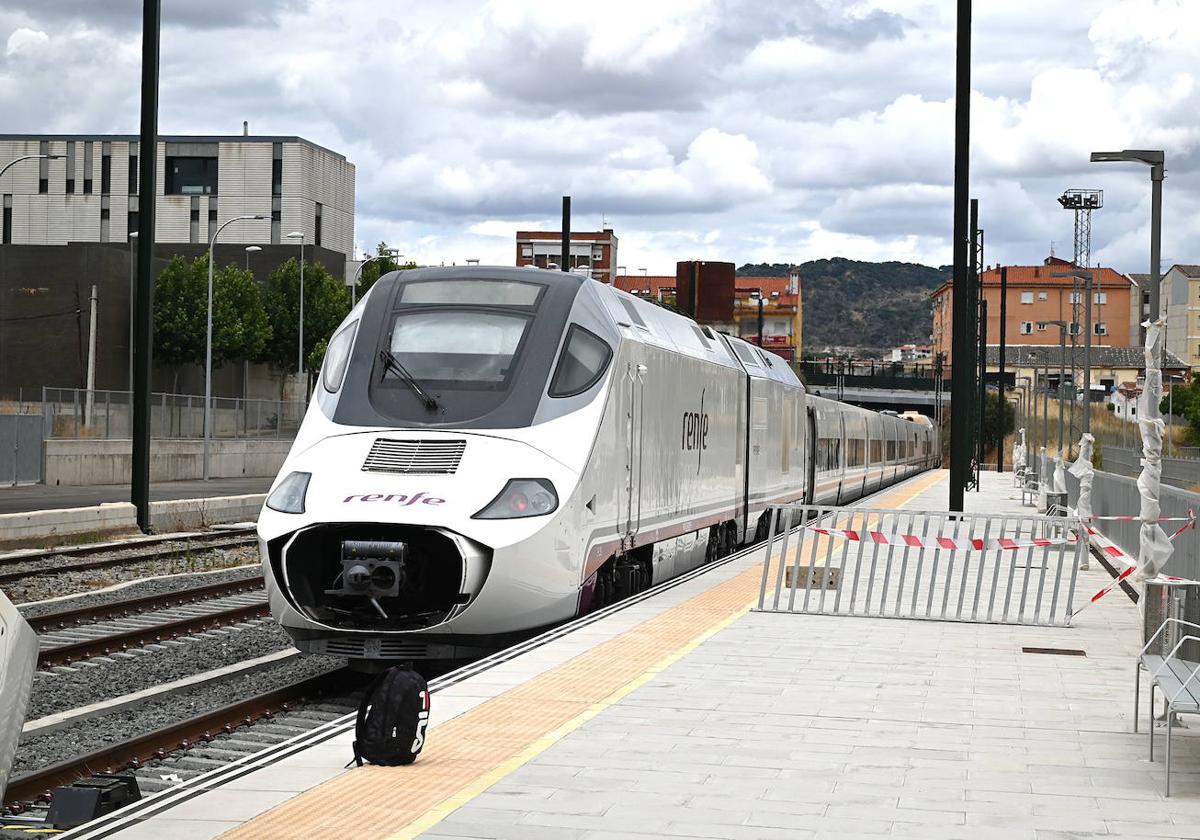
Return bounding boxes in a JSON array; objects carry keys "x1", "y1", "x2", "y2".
[
  {"x1": 287, "y1": 231, "x2": 306, "y2": 375},
  {"x1": 0, "y1": 153, "x2": 64, "y2": 181},
  {"x1": 1090, "y1": 150, "x2": 1165, "y2": 342},
  {"x1": 127, "y1": 231, "x2": 138, "y2": 393},
  {"x1": 244, "y1": 244, "x2": 261, "y2": 272},
  {"x1": 1053, "y1": 269, "x2": 1094, "y2": 443},
  {"x1": 204, "y1": 214, "x2": 264, "y2": 481}
]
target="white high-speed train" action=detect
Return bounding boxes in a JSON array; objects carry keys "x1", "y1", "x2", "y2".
[{"x1": 257, "y1": 266, "x2": 938, "y2": 664}]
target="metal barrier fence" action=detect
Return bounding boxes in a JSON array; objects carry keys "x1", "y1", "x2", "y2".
[
  {"x1": 756, "y1": 505, "x2": 1083, "y2": 626},
  {"x1": 0, "y1": 414, "x2": 41, "y2": 484},
  {"x1": 1101, "y1": 445, "x2": 1200, "y2": 492},
  {"x1": 1067, "y1": 469, "x2": 1200, "y2": 581},
  {"x1": 42, "y1": 387, "x2": 306, "y2": 441}
]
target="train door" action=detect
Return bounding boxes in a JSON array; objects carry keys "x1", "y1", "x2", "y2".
[{"x1": 621, "y1": 355, "x2": 647, "y2": 544}]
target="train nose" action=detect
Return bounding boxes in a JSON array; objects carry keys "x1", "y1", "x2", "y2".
[{"x1": 268, "y1": 523, "x2": 490, "y2": 632}]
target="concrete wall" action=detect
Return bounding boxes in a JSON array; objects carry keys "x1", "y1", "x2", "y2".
[
  {"x1": 0, "y1": 493, "x2": 267, "y2": 547},
  {"x1": 44, "y1": 439, "x2": 291, "y2": 486}
]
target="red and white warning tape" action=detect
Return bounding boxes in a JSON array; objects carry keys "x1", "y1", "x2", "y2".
[
  {"x1": 806, "y1": 527, "x2": 1073, "y2": 552},
  {"x1": 1082, "y1": 515, "x2": 1196, "y2": 607}
]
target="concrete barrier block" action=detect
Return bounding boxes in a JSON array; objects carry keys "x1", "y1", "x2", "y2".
[
  {"x1": 149, "y1": 494, "x2": 266, "y2": 532},
  {"x1": 0, "y1": 502, "x2": 139, "y2": 549}
]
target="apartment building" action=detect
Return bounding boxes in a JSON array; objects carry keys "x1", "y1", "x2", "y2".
[
  {"x1": 931, "y1": 257, "x2": 1137, "y2": 367},
  {"x1": 1161, "y1": 264, "x2": 1200, "y2": 369},
  {"x1": 515, "y1": 229, "x2": 618, "y2": 282}
]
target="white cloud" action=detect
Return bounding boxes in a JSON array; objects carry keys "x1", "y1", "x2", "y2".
[{"x1": 5, "y1": 27, "x2": 46, "y2": 57}]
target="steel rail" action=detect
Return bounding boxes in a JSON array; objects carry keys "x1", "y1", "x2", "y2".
[
  {"x1": 0, "y1": 528, "x2": 256, "y2": 568},
  {"x1": 37, "y1": 601, "x2": 269, "y2": 668},
  {"x1": 4, "y1": 668, "x2": 351, "y2": 808},
  {"x1": 26, "y1": 576, "x2": 267, "y2": 634},
  {"x1": 0, "y1": 536, "x2": 256, "y2": 586}
]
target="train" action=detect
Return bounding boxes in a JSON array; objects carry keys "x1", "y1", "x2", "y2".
[{"x1": 256, "y1": 266, "x2": 939, "y2": 665}]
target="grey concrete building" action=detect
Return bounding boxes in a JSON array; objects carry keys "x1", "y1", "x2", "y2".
[{"x1": 0, "y1": 134, "x2": 356, "y2": 397}]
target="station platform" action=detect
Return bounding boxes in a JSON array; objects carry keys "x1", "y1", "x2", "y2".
[{"x1": 80, "y1": 470, "x2": 1196, "y2": 840}]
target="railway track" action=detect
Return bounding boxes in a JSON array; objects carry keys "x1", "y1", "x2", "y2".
[
  {"x1": 4, "y1": 668, "x2": 357, "y2": 809},
  {"x1": 0, "y1": 530, "x2": 257, "y2": 586},
  {"x1": 33, "y1": 578, "x2": 270, "y2": 669}
]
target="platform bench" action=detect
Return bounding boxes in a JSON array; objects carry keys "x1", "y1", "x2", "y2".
[{"x1": 1137, "y1": 617, "x2": 1200, "y2": 796}]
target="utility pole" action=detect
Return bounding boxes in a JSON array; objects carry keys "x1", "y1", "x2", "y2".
[
  {"x1": 131, "y1": 0, "x2": 160, "y2": 532},
  {"x1": 948, "y1": 0, "x2": 973, "y2": 511},
  {"x1": 84, "y1": 284, "x2": 98, "y2": 427}
]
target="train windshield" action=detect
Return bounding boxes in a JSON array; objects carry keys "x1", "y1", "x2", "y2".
[
  {"x1": 336, "y1": 271, "x2": 584, "y2": 429},
  {"x1": 387, "y1": 310, "x2": 529, "y2": 386}
]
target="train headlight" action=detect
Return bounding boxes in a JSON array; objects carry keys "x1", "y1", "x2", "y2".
[
  {"x1": 472, "y1": 478, "x2": 558, "y2": 519},
  {"x1": 266, "y1": 471, "x2": 311, "y2": 514},
  {"x1": 322, "y1": 319, "x2": 358, "y2": 394}
]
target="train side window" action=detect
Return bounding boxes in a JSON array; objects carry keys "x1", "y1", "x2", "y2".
[
  {"x1": 732, "y1": 342, "x2": 759, "y2": 367},
  {"x1": 691, "y1": 326, "x2": 712, "y2": 349},
  {"x1": 869, "y1": 439, "x2": 882, "y2": 463},
  {"x1": 549, "y1": 325, "x2": 613, "y2": 398},
  {"x1": 886, "y1": 439, "x2": 896, "y2": 461}
]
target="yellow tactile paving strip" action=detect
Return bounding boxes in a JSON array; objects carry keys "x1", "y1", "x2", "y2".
[{"x1": 221, "y1": 470, "x2": 945, "y2": 840}]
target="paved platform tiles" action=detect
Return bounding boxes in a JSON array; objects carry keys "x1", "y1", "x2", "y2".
[{"x1": 98, "y1": 470, "x2": 1190, "y2": 840}]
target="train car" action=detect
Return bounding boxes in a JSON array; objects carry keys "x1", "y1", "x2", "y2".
[
  {"x1": 0, "y1": 590, "x2": 37, "y2": 802},
  {"x1": 257, "y1": 266, "x2": 937, "y2": 665}
]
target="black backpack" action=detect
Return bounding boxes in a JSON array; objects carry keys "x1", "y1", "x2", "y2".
[{"x1": 351, "y1": 667, "x2": 430, "y2": 767}]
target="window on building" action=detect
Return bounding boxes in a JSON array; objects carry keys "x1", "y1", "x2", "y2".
[
  {"x1": 1069, "y1": 322, "x2": 1081, "y2": 336},
  {"x1": 1037, "y1": 291, "x2": 1048, "y2": 300},
  {"x1": 271, "y1": 196, "x2": 281, "y2": 244},
  {"x1": 2, "y1": 195, "x2": 11, "y2": 244},
  {"x1": 82, "y1": 142, "x2": 93, "y2": 193},
  {"x1": 314, "y1": 202, "x2": 322, "y2": 247},
  {"x1": 38, "y1": 141, "x2": 49, "y2": 193},
  {"x1": 128, "y1": 143, "x2": 138, "y2": 194},
  {"x1": 189, "y1": 196, "x2": 200, "y2": 244},
  {"x1": 1094, "y1": 292, "x2": 1107, "y2": 304},
  {"x1": 1094, "y1": 322, "x2": 1108, "y2": 336},
  {"x1": 128, "y1": 210, "x2": 138, "y2": 235},
  {"x1": 1020, "y1": 292, "x2": 1033, "y2": 304},
  {"x1": 100, "y1": 146, "x2": 111, "y2": 194},
  {"x1": 65, "y1": 141, "x2": 76, "y2": 194},
  {"x1": 99, "y1": 196, "x2": 110, "y2": 241},
  {"x1": 271, "y1": 142, "x2": 282, "y2": 195},
  {"x1": 1069, "y1": 291, "x2": 1082, "y2": 303},
  {"x1": 166, "y1": 156, "x2": 218, "y2": 195},
  {"x1": 208, "y1": 197, "x2": 217, "y2": 243},
  {"x1": 1036, "y1": 322, "x2": 1047, "y2": 332},
  {"x1": 1020, "y1": 321, "x2": 1033, "y2": 334}
]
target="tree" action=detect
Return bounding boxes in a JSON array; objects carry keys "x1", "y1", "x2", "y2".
[
  {"x1": 982, "y1": 390, "x2": 1016, "y2": 458},
  {"x1": 259, "y1": 257, "x2": 350, "y2": 391},
  {"x1": 154, "y1": 254, "x2": 272, "y2": 392},
  {"x1": 358, "y1": 241, "x2": 417, "y2": 298}
]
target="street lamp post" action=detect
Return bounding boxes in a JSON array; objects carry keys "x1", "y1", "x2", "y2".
[
  {"x1": 1090, "y1": 150, "x2": 1165, "y2": 338},
  {"x1": 287, "y1": 231, "x2": 305, "y2": 375},
  {"x1": 1038, "y1": 321, "x2": 1069, "y2": 455},
  {"x1": 0, "y1": 153, "x2": 64, "y2": 182},
  {"x1": 244, "y1": 244, "x2": 261, "y2": 272},
  {"x1": 204, "y1": 214, "x2": 264, "y2": 481},
  {"x1": 1053, "y1": 269, "x2": 1094, "y2": 447}
]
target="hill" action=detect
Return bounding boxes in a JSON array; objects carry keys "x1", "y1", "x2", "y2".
[{"x1": 738, "y1": 258, "x2": 949, "y2": 353}]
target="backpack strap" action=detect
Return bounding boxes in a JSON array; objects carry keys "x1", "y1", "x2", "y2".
[{"x1": 351, "y1": 669, "x2": 391, "y2": 768}]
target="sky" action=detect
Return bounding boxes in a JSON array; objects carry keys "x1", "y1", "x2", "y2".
[{"x1": 0, "y1": 0, "x2": 1197, "y2": 274}]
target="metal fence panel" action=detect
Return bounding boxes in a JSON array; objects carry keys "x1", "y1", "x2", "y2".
[
  {"x1": 756, "y1": 505, "x2": 1083, "y2": 627},
  {"x1": 41, "y1": 387, "x2": 305, "y2": 441},
  {"x1": 1102, "y1": 445, "x2": 1200, "y2": 491},
  {"x1": 0, "y1": 415, "x2": 42, "y2": 484},
  {"x1": 1067, "y1": 469, "x2": 1200, "y2": 581}
]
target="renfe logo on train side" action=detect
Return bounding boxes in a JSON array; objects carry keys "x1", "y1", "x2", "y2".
[
  {"x1": 342, "y1": 492, "x2": 445, "y2": 505},
  {"x1": 682, "y1": 387, "x2": 709, "y2": 479}
]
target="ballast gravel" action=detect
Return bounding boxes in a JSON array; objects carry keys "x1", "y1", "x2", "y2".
[
  {"x1": 26, "y1": 621, "x2": 294, "y2": 719},
  {"x1": 8, "y1": 544, "x2": 258, "y2": 605},
  {"x1": 14, "y1": 653, "x2": 344, "y2": 776},
  {"x1": 17, "y1": 563, "x2": 262, "y2": 619}
]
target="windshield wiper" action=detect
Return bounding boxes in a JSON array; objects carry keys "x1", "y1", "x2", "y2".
[{"x1": 378, "y1": 349, "x2": 440, "y2": 412}]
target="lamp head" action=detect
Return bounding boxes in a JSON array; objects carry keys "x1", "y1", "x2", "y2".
[
  {"x1": 286, "y1": 231, "x2": 304, "y2": 240},
  {"x1": 245, "y1": 245, "x2": 262, "y2": 253},
  {"x1": 1091, "y1": 149, "x2": 1165, "y2": 166}
]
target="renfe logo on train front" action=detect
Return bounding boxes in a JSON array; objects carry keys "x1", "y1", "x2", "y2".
[{"x1": 343, "y1": 492, "x2": 445, "y2": 505}]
